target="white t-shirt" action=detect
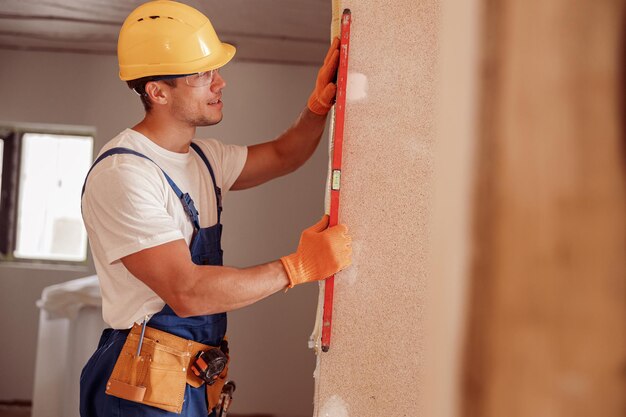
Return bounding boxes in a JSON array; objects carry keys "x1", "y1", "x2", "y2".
[{"x1": 81, "y1": 129, "x2": 248, "y2": 329}]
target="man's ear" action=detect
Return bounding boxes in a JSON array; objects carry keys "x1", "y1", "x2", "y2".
[{"x1": 144, "y1": 81, "x2": 169, "y2": 106}]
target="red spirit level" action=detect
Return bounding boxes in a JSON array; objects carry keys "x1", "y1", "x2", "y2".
[{"x1": 322, "y1": 8, "x2": 352, "y2": 353}]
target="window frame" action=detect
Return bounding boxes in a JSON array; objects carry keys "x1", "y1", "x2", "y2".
[{"x1": 0, "y1": 122, "x2": 96, "y2": 266}]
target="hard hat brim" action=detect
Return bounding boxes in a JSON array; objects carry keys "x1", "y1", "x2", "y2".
[{"x1": 119, "y1": 42, "x2": 236, "y2": 81}]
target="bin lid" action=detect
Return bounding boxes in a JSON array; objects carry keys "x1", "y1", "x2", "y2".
[{"x1": 36, "y1": 275, "x2": 101, "y2": 320}]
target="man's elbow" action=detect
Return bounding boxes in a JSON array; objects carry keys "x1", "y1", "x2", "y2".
[
  {"x1": 168, "y1": 297, "x2": 194, "y2": 318},
  {"x1": 166, "y1": 290, "x2": 224, "y2": 317}
]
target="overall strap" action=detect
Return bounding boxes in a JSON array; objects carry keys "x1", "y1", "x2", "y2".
[
  {"x1": 81, "y1": 147, "x2": 201, "y2": 231},
  {"x1": 190, "y1": 142, "x2": 222, "y2": 224}
]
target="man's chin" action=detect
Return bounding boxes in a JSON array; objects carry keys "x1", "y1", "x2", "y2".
[{"x1": 194, "y1": 114, "x2": 223, "y2": 127}]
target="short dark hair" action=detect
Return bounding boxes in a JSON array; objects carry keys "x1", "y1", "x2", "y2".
[{"x1": 126, "y1": 76, "x2": 177, "y2": 112}]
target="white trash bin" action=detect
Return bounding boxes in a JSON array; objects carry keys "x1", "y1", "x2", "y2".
[{"x1": 32, "y1": 275, "x2": 106, "y2": 417}]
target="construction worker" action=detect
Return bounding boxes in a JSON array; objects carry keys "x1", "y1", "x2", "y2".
[{"x1": 78, "y1": 1, "x2": 351, "y2": 416}]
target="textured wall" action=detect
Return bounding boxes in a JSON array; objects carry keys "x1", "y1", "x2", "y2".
[
  {"x1": 312, "y1": 1, "x2": 440, "y2": 416},
  {"x1": 312, "y1": 1, "x2": 626, "y2": 417}
]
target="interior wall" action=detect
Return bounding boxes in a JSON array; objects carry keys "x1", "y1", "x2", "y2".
[
  {"x1": 312, "y1": 1, "x2": 439, "y2": 416},
  {"x1": 0, "y1": 49, "x2": 327, "y2": 417}
]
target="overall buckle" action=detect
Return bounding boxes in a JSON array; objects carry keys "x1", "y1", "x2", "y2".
[{"x1": 180, "y1": 193, "x2": 199, "y2": 221}]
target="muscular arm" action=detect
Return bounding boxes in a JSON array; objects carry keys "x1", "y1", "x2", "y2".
[
  {"x1": 230, "y1": 39, "x2": 340, "y2": 191},
  {"x1": 121, "y1": 239, "x2": 290, "y2": 317},
  {"x1": 230, "y1": 108, "x2": 328, "y2": 190}
]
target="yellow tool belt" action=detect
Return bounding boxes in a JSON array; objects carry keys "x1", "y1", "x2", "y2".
[{"x1": 105, "y1": 323, "x2": 229, "y2": 414}]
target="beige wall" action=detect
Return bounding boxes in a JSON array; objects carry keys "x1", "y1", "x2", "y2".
[
  {"x1": 312, "y1": 1, "x2": 626, "y2": 416},
  {"x1": 312, "y1": 1, "x2": 439, "y2": 416},
  {"x1": 0, "y1": 49, "x2": 326, "y2": 417}
]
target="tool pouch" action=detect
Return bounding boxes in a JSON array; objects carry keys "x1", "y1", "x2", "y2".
[{"x1": 106, "y1": 324, "x2": 228, "y2": 414}]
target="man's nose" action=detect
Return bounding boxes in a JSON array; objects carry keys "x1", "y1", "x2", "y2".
[{"x1": 211, "y1": 70, "x2": 226, "y2": 91}]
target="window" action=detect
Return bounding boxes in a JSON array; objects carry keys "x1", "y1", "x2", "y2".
[{"x1": 0, "y1": 124, "x2": 94, "y2": 264}]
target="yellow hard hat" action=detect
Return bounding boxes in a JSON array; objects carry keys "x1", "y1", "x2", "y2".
[{"x1": 117, "y1": 0, "x2": 236, "y2": 81}]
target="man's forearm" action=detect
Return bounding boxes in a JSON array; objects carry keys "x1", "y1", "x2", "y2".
[
  {"x1": 229, "y1": 107, "x2": 331, "y2": 190},
  {"x1": 173, "y1": 260, "x2": 290, "y2": 317},
  {"x1": 121, "y1": 218, "x2": 350, "y2": 319},
  {"x1": 274, "y1": 107, "x2": 329, "y2": 173}
]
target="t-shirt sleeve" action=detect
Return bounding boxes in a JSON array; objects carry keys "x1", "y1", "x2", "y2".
[
  {"x1": 196, "y1": 139, "x2": 248, "y2": 192},
  {"x1": 82, "y1": 159, "x2": 185, "y2": 264}
]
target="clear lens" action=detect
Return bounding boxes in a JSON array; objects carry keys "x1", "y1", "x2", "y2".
[{"x1": 185, "y1": 69, "x2": 217, "y2": 87}]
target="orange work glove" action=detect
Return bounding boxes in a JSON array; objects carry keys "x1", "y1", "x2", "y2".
[
  {"x1": 280, "y1": 215, "x2": 352, "y2": 288},
  {"x1": 307, "y1": 37, "x2": 340, "y2": 115}
]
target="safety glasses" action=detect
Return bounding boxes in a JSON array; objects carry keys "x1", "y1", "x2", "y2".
[{"x1": 151, "y1": 69, "x2": 218, "y2": 87}]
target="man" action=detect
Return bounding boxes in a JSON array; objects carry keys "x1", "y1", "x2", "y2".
[{"x1": 79, "y1": 1, "x2": 352, "y2": 416}]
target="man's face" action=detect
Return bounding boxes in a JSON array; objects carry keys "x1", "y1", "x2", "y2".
[{"x1": 166, "y1": 70, "x2": 226, "y2": 127}]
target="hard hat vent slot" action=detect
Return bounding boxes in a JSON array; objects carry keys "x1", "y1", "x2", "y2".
[{"x1": 136, "y1": 16, "x2": 176, "y2": 23}]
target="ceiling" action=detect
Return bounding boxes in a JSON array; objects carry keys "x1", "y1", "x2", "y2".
[{"x1": 0, "y1": 0, "x2": 332, "y2": 66}]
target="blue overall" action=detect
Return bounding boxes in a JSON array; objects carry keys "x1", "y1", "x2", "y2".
[{"x1": 80, "y1": 143, "x2": 226, "y2": 417}]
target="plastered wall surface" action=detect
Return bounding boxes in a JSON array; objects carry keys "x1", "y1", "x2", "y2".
[
  {"x1": 313, "y1": 1, "x2": 439, "y2": 416},
  {"x1": 0, "y1": 49, "x2": 324, "y2": 417}
]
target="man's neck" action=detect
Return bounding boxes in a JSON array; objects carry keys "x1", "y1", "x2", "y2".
[{"x1": 132, "y1": 114, "x2": 196, "y2": 153}]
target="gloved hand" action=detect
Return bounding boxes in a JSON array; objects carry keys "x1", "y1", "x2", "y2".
[
  {"x1": 307, "y1": 37, "x2": 340, "y2": 115},
  {"x1": 280, "y1": 215, "x2": 352, "y2": 288}
]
